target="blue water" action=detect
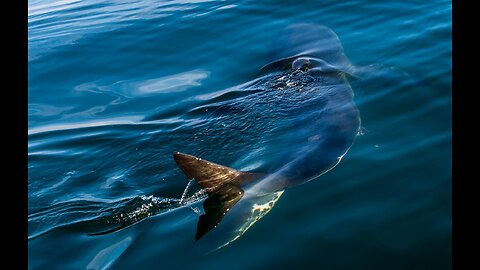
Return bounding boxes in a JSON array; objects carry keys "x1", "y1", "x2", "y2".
[{"x1": 28, "y1": 0, "x2": 452, "y2": 269}]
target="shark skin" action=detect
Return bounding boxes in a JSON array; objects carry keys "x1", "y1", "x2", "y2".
[{"x1": 173, "y1": 23, "x2": 361, "y2": 247}]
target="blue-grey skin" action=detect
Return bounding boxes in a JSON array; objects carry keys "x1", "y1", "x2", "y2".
[
  {"x1": 258, "y1": 23, "x2": 360, "y2": 190},
  {"x1": 27, "y1": 24, "x2": 362, "y2": 270},
  {"x1": 174, "y1": 23, "x2": 361, "y2": 245}
]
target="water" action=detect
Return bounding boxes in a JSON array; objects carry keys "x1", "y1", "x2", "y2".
[{"x1": 28, "y1": 0, "x2": 452, "y2": 269}]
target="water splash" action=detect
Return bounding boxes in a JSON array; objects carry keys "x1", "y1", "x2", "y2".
[
  {"x1": 180, "y1": 179, "x2": 196, "y2": 204},
  {"x1": 90, "y1": 186, "x2": 208, "y2": 236},
  {"x1": 102, "y1": 196, "x2": 180, "y2": 230}
]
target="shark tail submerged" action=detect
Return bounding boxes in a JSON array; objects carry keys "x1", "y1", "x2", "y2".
[{"x1": 173, "y1": 152, "x2": 261, "y2": 240}]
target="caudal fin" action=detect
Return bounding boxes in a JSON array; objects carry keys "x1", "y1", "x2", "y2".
[
  {"x1": 173, "y1": 152, "x2": 242, "y2": 193},
  {"x1": 173, "y1": 152, "x2": 260, "y2": 240},
  {"x1": 196, "y1": 185, "x2": 244, "y2": 240}
]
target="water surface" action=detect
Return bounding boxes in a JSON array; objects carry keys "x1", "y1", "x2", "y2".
[{"x1": 28, "y1": 0, "x2": 452, "y2": 269}]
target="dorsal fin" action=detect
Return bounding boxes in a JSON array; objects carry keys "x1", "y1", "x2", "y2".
[{"x1": 173, "y1": 152, "x2": 257, "y2": 193}]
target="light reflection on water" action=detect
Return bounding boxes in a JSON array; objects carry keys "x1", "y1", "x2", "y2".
[{"x1": 28, "y1": 0, "x2": 451, "y2": 269}]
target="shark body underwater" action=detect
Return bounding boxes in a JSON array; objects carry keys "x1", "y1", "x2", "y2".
[
  {"x1": 170, "y1": 23, "x2": 361, "y2": 246},
  {"x1": 27, "y1": 23, "x2": 364, "y2": 269}
]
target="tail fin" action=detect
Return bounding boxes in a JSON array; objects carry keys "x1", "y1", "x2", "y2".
[
  {"x1": 196, "y1": 185, "x2": 244, "y2": 240},
  {"x1": 174, "y1": 152, "x2": 240, "y2": 193},
  {"x1": 173, "y1": 152, "x2": 260, "y2": 240}
]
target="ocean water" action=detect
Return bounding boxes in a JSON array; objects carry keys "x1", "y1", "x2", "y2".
[{"x1": 28, "y1": 0, "x2": 452, "y2": 269}]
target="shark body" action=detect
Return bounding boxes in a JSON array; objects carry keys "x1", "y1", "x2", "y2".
[{"x1": 173, "y1": 23, "x2": 361, "y2": 245}]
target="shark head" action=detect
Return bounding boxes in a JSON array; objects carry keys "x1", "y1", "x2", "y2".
[{"x1": 260, "y1": 23, "x2": 353, "y2": 76}]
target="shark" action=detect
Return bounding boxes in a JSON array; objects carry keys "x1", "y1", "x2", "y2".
[
  {"x1": 172, "y1": 23, "x2": 361, "y2": 246},
  {"x1": 27, "y1": 23, "x2": 364, "y2": 270}
]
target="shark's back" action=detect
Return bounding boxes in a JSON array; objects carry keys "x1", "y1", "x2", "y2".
[{"x1": 173, "y1": 23, "x2": 360, "y2": 247}]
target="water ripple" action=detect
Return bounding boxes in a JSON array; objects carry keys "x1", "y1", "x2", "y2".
[{"x1": 28, "y1": 0, "x2": 451, "y2": 268}]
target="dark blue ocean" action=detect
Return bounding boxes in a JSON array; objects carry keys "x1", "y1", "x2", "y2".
[{"x1": 28, "y1": 0, "x2": 452, "y2": 269}]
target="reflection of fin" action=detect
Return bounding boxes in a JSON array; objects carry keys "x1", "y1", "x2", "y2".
[
  {"x1": 173, "y1": 152, "x2": 262, "y2": 240},
  {"x1": 196, "y1": 185, "x2": 244, "y2": 240}
]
